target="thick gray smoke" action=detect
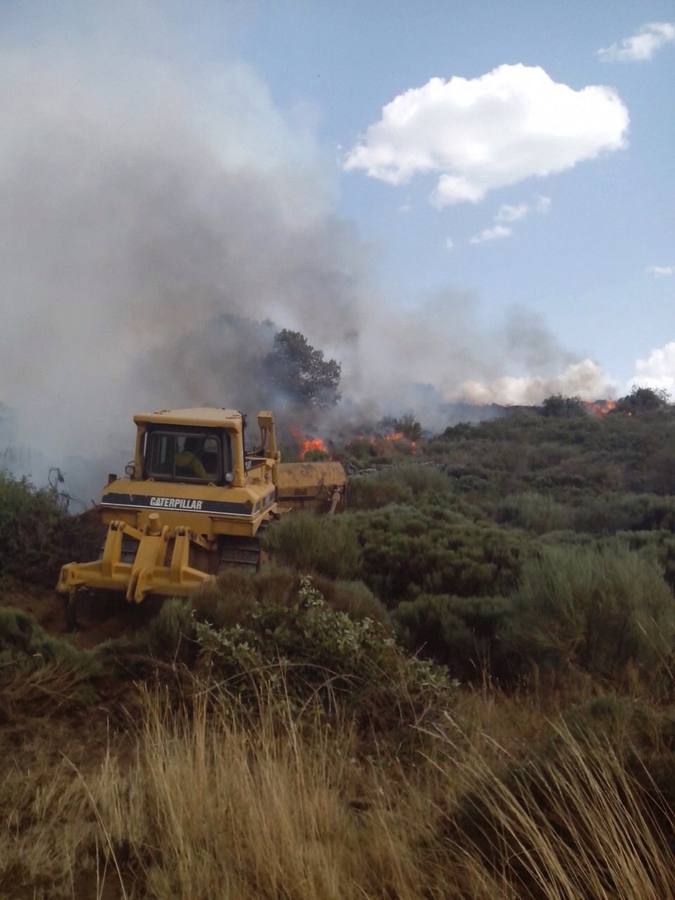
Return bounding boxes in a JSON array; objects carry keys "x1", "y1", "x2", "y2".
[{"x1": 0, "y1": 9, "x2": 611, "y2": 498}]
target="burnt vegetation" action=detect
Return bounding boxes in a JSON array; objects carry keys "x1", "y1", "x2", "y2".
[{"x1": 0, "y1": 389, "x2": 673, "y2": 898}]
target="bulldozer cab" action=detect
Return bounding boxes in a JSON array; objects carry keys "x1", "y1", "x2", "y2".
[
  {"x1": 143, "y1": 427, "x2": 231, "y2": 484},
  {"x1": 130, "y1": 408, "x2": 279, "y2": 489}
]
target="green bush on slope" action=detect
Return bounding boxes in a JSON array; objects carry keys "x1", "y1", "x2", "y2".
[{"x1": 510, "y1": 546, "x2": 674, "y2": 690}]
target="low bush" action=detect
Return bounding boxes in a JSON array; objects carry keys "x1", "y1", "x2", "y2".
[
  {"x1": 394, "y1": 592, "x2": 513, "y2": 681},
  {"x1": 347, "y1": 464, "x2": 456, "y2": 511},
  {"x1": 509, "y1": 546, "x2": 674, "y2": 691},
  {"x1": 572, "y1": 493, "x2": 675, "y2": 534},
  {"x1": 350, "y1": 505, "x2": 526, "y2": 601},
  {"x1": 0, "y1": 472, "x2": 101, "y2": 585},
  {"x1": 262, "y1": 512, "x2": 362, "y2": 580},
  {"x1": 191, "y1": 576, "x2": 450, "y2": 730},
  {"x1": 0, "y1": 606, "x2": 101, "y2": 716},
  {"x1": 0, "y1": 606, "x2": 97, "y2": 673},
  {"x1": 347, "y1": 473, "x2": 413, "y2": 509},
  {"x1": 146, "y1": 597, "x2": 195, "y2": 662},
  {"x1": 311, "y1": 575, "x2": 389, "y2": 624},
  {"x1": 497, "y1": 492, "x2": 573, "y2": 534},
  {"x1": 0, "y1": 473, "x2": 64, "y2": 582}
]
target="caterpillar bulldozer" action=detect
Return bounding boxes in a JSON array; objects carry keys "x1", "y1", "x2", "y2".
[{"x1": 56, "y1": 408, "x2": 346, "y2": 618}]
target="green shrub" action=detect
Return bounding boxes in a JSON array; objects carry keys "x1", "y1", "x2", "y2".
[
  {"x1": 0, "y1": 472, "x2": 102, "y2": 585},
  {"x1": 541, "y1": 393, "x2": 586, "y2": 417},
  {"x1": 497, "y1": 492, "x2": 573, "y2": 533},
  {"x1": 347, "y1": 473, "x2": 413, "y2": 510},
  {"x1": 562, "y1": 694, "x2": 673, "y2": 754},
  {"x1": 509, "y1": 546, "x2": 674, "y2": 689},
  {"x1": 0, "y1": 606, "x2": 101, "y2": 716},
  {"x1": 311, "y1": 576, "x2": 389, "y2": 624},
  {"x1": 0, "y1": 473, "x2": 64, "y2": 581},
  {"x1": 146, "y1": 597, "x2": 195, "y2": 661},
  {"x1": 262, "y1": 513, "x2": 362, "y2": 580},
  {"x1": 191, "y1": 567, "x2": 388, "y2": 634},
  {"x1": 192, "y1": 576, "x2": 451, "y2": 732},
  {"x1": 347, "y1": 465, "x2": 455, "y2": 511},
  {"x1": 572, "y1": 494, "x2": 675, "y2": 534},
  {"x1": 394, "y1": 593, "x2": 512, "y2": 681},
  {"x1": 0, "y1": 606, "x2": 97, "y2": 672},
  {"x1": 349, "y1": 505, "x2": 526, "y2": 602}
]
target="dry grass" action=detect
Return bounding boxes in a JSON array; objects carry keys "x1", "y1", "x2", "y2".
[{"x1": 1, "y1": 682, "x2": 671, "y2": 900}]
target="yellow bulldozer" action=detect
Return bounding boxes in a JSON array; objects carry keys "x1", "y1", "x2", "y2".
[{"x1": 57, "y1": 407, "x2": 346, "y2": 622}]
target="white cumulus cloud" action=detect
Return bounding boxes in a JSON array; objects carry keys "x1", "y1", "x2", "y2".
[
  {"x1": 535, "y1": 194, "x2": 552, "y2": 214},
  {"x1": 470, "y1": 193, "x2": 551, "y2": 245},
  {"x1": 496, "y1": 203, "x2": 529, "y2": 223},
  {"x1": 344, "y1": 64, "x2": 628, "y2": 206},
  {"x1": 646, "y1": 265, "x2": 674, "y2": 277},
  {"x1": 628, "y1": 342, "x2": 675, "y2": 395},
  {"x1": 470, "y1": 224, "x2": 512, "y2": 244},
  {"x1": 598, "y1": 22, "x2": 675, "y2": 62}
]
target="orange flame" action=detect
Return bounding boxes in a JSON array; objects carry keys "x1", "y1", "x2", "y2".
[
  {"x1": 289, "y1": 426, "x2": 329, "y2": 459},
  {"x1": 584, "y1": 400, "x2": 618, "y2": 418},
  {"x1": 300, "y1": 436, "x2": 328, "y2": 458},
  {"x1": 384, "y1": 431, "x2": 405, "y2": 442}
]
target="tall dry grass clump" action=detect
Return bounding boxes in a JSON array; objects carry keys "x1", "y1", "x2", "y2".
[
  {"x1": 0, "y1": 679, "x2": 672, "y2": 898},
  {"x1": 87, "y1": 687, "x2": 446, "y2": 899},
  {"x1": 3, "y1": 684, "x2": 664, "y2": 900}
]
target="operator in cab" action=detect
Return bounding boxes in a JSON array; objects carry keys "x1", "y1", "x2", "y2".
[{"x1": 175, "y1": 436, "x2": 208, "y2": 479}]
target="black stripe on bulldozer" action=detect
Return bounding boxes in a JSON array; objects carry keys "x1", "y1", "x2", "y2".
[{"x1": 101, "y1": 493, "x2": 253, "y2": 516}]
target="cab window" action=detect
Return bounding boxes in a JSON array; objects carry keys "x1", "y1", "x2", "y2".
[{"x1": 145, "y1": 431, "x2": 227, "y2": 483}]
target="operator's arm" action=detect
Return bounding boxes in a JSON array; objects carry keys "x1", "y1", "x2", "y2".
[{"x1": 175, "y1": 451, "x2": 208, "y2": 479}]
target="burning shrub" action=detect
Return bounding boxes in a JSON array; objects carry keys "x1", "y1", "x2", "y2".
[
  {"x1": 302, "y1": 448, "x2": 329, "y2": 462},
  {"x1": 379, "y1": 414, "x2": 423, "y2": 441}
]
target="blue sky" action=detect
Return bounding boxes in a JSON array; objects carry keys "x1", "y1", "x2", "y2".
[
  {"x1": 2, "y1": 0, "x2": 674, "y2": 412},
  {"x1": 237, "y1": 1, "x2": 675, "y2": 390}
]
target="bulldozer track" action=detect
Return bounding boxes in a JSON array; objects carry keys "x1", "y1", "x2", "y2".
[{"x1": 217, "y1": 536, "x2": 263, "y2": 573}]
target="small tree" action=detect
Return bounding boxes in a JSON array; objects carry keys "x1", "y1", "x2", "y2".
[
  {"x1": 618, "y1": 386, "x2": 670, "y2": 415},
  {"x1": 541, "y1": 394, "x2": 585, "y2": 418},
  {"x1": 265, "y1": 329, "x2": 341, "y2": 408}
]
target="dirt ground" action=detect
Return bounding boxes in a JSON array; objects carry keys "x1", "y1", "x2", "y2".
[{"x1": 0, "y1": 580, "x2": 163, "y2": 649}]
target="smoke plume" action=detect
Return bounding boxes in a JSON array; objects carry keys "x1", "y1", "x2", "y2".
[{"x1": 0, "y1": 7, "x2": 612, "y2": 497}]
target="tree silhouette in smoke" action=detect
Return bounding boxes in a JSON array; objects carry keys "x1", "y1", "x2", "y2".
[
  {"x1": 541, "y1": 394, "x2": 585, "y2": 418},
  {"x1": 618, "y1": 386, "x2": 670, "y2": 415},
  {"x1": 265, "y1": 330, "x2": 341, "y2": 408}
]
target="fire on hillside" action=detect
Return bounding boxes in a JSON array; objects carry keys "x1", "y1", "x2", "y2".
[
  {"x1": 584, "y1": 400, "x2": 618, "y2": 417},
  {"x1": 289, "y1": 426, "x2": 330, "y2": 460}
]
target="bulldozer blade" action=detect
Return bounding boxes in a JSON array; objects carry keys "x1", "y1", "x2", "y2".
[{"x1": 57, "y1": 517, "x2": 213, "y2": 604}]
